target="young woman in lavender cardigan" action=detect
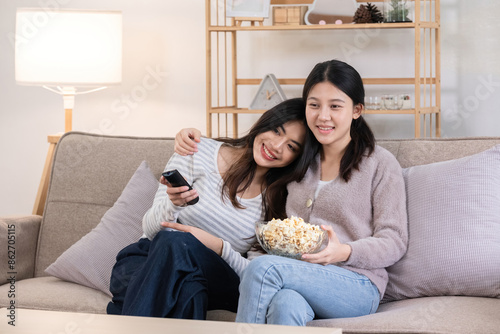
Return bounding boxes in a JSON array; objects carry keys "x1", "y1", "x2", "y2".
[
  {"x1": 106, "y1": 98, "x2": 319, "y2": 319},
  {"x1": 175, "y1": 60, "x2": 408, "y2": 325}
]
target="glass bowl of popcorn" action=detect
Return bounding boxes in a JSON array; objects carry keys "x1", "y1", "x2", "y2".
[{"x1": 255, "y1": 216, "x2": 327, "y2": 259}]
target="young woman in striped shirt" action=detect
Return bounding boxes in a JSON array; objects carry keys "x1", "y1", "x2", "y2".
[{"x1": 107, "y1": 98, "x2": 319, "y2": 319}]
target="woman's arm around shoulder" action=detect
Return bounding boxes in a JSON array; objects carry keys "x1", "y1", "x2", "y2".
[{"x1": 175, "y1": 128, "x2": 202, "y2": 156}]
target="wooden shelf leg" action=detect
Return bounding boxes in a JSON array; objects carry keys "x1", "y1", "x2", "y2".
[
  {"x1": 65, "y1": 108, "x2": 72, "y2": 133},
  {"x1": 32, "y1": 134, "x2": 62, "y2": 216}
]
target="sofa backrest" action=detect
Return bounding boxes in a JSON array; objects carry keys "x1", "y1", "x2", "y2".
[
  {"x1": 35, "y1": 132, "x2": 175, "y2": 277},
  {"x1": 378, "y1": 137, "x2": 500, "y2": 168},
  {"x1": 34, "y1": 132, "x2": 500, "y2": 277}
]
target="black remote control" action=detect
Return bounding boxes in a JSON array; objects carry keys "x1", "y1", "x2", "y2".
[{"x1": 162, "y1": 169, "x2": 199, "y2": 205}]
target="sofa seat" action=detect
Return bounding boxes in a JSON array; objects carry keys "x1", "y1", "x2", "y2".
[
  {"x1": 2, "y1": 276, "x2": 498, "y2": 333},
  {"x1": 308, "y1": 296, "x2": 500, "y2": 333},
  {"x1": 0, "y1": 276, "x2": 109, "y2": 314}
]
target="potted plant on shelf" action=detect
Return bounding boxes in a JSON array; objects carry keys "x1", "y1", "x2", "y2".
[{"x1": 384, "y1": 0, "x2": 413, "y2": 22}]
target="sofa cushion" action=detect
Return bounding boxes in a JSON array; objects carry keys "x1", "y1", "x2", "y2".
[
  {"x1": 45, "y1": 161, "x2": 158, "y2": 296},
  {"x1": 383, "y1": 145, "x2": 500, "y2": 301},
  {"x1": 0, "y1": 276, "x2": 110, "y2": 313}
]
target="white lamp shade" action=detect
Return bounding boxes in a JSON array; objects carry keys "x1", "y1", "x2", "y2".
[{"x1": 15, "y1": 9, "x2": 122, "y2": 86}]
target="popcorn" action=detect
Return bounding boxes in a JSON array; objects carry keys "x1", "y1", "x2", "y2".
[{"x1": 257, "y1": 216, "x2": 325, "y2": 257}]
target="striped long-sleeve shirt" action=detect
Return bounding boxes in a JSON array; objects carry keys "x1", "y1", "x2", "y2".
[{"x1": 142, "y1": 137, "x2": 263, "y2": 277}]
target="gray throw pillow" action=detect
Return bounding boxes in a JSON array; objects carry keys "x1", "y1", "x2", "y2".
[
  {"x1": 383, "y1": 145, "x2": 500, "y2": 302},
  {"x1": 45, "y1": 161, "x2": 158, "y2": 296}
]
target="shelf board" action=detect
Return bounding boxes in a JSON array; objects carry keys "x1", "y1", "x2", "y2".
[
  {"x1": 420, "y1": 107, "x2": 440, "y2": 114},
  {"x1": 270, "y1": 0, "x2": 382, "y2": 4},
  {"x1": 271, "y1": 0, "x2": 314, "y2": 4},
  {"x1": 208, "y1": 108, "x2": 267, "y2": 114},
  {"x1": 209, "y1": 108, "x2": 417, "y2": 115},
  {"x1": 365, "y1": 108, "x2": 440, "y2": 115},
  {"x1": 236, "y1": 78, "x2": 438, "y2": 85},
  {"x1": 208, "y1": 22, "x2": 418, "y2": 32},
  {"x1": 364, "y1": 109, "x2": 415, "y2": 115}
]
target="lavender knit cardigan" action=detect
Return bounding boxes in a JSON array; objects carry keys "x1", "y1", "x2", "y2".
[{"x1": 286, "y1": 146, "x2": 408, "y2": 297}]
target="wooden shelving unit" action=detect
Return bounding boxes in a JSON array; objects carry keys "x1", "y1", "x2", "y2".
[{"x1": 206, "y1": 0, "x2": 440, "y2": 138}]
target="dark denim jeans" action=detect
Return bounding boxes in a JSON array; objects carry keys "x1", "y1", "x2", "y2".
[{"x1": 107, "y1": 230, "x2": 240, "y2": 319}]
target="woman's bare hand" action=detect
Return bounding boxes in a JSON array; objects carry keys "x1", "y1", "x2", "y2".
[
  {"x1": 175, "y1": 128, "x2": 202, "y2": 156},
  {"x1": 160, "y1": 175, "x2": 198, "y2": 207},
  {"x1": 161, "y1": 222, "x2": 223, "y2": 255},
  {"x1": 301, "y1": 225, "x2": 352, "y2": 265}
]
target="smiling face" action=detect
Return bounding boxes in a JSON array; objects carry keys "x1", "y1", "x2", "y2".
[
  {"x1": 252, "y1": 120, "x2": 306, "y2": 169},
  {"x1": 305, "y1": 81, "x2": 362, "y2": 149}
]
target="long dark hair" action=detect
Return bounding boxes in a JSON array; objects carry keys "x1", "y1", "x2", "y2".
[
  {"x1": 218, "y1": 98, "x2": 319, "y2": 220},
  {"x1": 302, "y1": 59, "x2": 375, "y2": 182}
]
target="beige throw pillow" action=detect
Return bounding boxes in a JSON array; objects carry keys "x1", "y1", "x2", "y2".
[
  {"x1": 45, "y1": 161, "x2": 158, "y2": 296},
  {"x1": 383, "y1": 145, "x2": 500, "y2": 302}
]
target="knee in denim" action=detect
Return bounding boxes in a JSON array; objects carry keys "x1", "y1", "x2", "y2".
[
  {"x1": 154, "y1": 230, "x2": 196, "y2": 249},
  {"x1": 267, "y1": 289, "x2": 313, "y2": 326},
  {"x1": 248, "y1": 255, "x2": 278, "y2": 271}
]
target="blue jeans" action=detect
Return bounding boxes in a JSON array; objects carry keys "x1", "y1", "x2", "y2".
[
  {"x1": 235, "y1": 255, "x2": 380, "y2": 326},
  {"x1": 107, "y1": 231, "x2": 240, "y2": 319}
]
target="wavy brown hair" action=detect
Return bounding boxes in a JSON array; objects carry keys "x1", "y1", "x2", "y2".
[{"x1": 217, "y1": 98, "x2": 319, "y2": 220}]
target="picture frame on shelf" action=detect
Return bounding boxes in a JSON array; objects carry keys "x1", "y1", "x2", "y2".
[{"x1": 226, "y1": 0, "x2": 271, "y2": 18}]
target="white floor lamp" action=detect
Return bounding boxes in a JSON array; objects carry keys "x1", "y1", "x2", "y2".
[{"x1": 15, "y1": 8, "x2": 123, "y2": 215}]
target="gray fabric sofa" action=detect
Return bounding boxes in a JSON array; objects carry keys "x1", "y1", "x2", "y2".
[{"x1": 1, "y1": 131, "x2": 499, "y2": 333}]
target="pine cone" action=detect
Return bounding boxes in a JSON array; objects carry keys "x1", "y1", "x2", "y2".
[
  {"x1": 353, "y1": 3, "x2": 384, "y2": 24},
  {"x1": 353, "y1": 5, "x2": 371, "y2": 24},
  {"x1": 366, "y1": 2, "x2": 384, "y2": 23}
]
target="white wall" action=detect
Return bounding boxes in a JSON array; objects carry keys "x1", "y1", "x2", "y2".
[{"x1": 1, "y1": 0, "x2": 499, "y2": 215}]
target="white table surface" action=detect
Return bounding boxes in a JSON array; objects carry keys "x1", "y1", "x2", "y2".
[{"x1": 1, "y1": 308, "x2": 342, "y2": 334}]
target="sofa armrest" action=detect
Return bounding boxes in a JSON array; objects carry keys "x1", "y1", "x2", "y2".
[{"x1": 0, "y1": 215, "x2": 42, "y2": 285}]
